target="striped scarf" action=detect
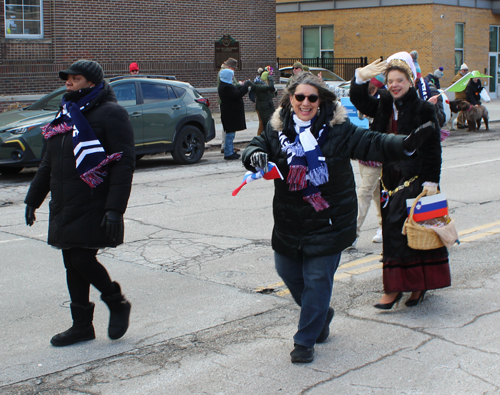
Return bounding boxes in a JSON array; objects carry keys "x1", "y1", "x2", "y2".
[
  {"x1": 278, "y1": 114, "x2": 330, "y2": 212},
  {"x1": 41, "y1": 83, "x2": 122, "y2": 188}
]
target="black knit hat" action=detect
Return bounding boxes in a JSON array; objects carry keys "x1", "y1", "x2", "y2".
[{"x1": 59, "y1": 60, "x2": 104, "y2": 85}]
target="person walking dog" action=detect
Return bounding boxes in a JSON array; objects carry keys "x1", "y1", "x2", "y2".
[{"x1": 24, "y1": 60, "x2": 136, "y2": 347}]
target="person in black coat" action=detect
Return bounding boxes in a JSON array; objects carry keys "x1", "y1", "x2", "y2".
[
  {"x1": 466, "y1": 77, "x2": 484, "y2": 105},
  {"x1": 350, "y1": 53, "x2": 451, "y2": 311},
  {"x1": 24, "y1": 60, "x2": 135, "y2": 347},
  {"x1": 218, "y1": 68, "x2": 251, "y2": 160},
  {"x1": 242, "y1": 73, "x2": 430, "y2": 364},
  {"x1": 250, "y1": 68, "x2": 276, "y2": 136}
]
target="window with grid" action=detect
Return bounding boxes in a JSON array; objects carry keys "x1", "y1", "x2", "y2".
[
  {"x1": 303, "y1": 26, "x2": 334, "y2": 59},
  {"x1": 4, "y1": 0, "x2": 43, "y2": 38}
]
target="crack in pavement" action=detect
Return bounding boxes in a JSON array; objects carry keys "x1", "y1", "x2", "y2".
[{"x1": 1, "y1": 305, "x2": 296, "y2": 394}]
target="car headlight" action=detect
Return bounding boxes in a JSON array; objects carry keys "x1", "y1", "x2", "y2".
[{"x1": 5, "y1": 122, "x2": 45, "y2": 134}]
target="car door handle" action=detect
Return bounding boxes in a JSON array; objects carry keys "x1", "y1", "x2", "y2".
[
  {"x1": 130, "y1": 112, "x2": 142, "y2": 118},
  {"x1": 171, "y1": 105, "x2": 182, "y2": 110}
]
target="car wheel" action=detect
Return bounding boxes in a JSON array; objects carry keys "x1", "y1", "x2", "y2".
[
  {"x1": 0, "y1": 166, "x2": 24, "y2": 175},
  {"x1": 171, "y1": 126, "x2": 204, "y2": 165}
]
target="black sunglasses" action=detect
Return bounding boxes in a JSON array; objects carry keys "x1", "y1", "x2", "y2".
[{"x1": 294, "y1": 93, "x2": 319, "y2": 103}]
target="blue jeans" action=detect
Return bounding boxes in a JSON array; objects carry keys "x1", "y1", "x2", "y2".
[
  {"x1": 275, "y1": 251, "x2": 341, "y2": 348},
  {"x1": 224, "y1": 132, "x2": 235, "y2": 156}
]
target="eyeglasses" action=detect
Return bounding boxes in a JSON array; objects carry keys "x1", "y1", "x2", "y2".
[
  {"x1": 293, "y1": 93, "x2": 319, "y2": 103},
  {"x1": 293, "y1": 67, "x2": 301, "y2": 70}
]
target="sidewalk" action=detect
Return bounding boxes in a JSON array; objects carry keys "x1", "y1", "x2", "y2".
[{"x1": 208, "y1": 98, "x2": 500, "y2": 149}]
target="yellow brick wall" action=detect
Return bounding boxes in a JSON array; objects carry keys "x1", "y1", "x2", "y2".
[{"x1": 277, "y1": 5, "x2": 500, "y2": 87}]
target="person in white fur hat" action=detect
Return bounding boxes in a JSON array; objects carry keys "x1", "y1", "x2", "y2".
[{"x1": 350, "y1": 52, "x2": 451, "y2": 311}]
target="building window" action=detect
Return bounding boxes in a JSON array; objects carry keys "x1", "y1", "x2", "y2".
[
  {"x1": 303, "y1": 26, "x2": 334, "y2": 59},
  {"x1": 4, "y1": 0, "x2": 43, "y2": 39},
  {"x1": 490, "y1": 26, "x2": 498, "y2": 52},
  {"x1": 454, "y1": 23, "x2": 464, "y2": 74}
]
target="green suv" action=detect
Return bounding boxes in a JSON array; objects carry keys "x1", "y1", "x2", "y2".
[{"x1": 0, "y1": 76, "x2": 215, "y2": 174}]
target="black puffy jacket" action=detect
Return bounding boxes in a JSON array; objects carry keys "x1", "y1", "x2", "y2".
[
  {"x1": 25, "y1": 82, "x2": 135, "y2": 249},
  {"x1": 349, "y1": 81, "x2": 442, "y2": 188},
  {"x1": 242, "y1": 102, "x2": 409, "y2": 259}
]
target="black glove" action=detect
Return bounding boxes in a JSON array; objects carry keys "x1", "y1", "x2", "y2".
[
  {"x1": 402, "y1": 121, "x2": 434, "y2": 153},
  {"x1": 100, "y1": 210, "x2": 123, "y2": 240},
  {"x1": 25, "y1": 205, "x2": 36, "y2": 226},
  {"x1": 250, "y1": 151, "x2": 268, "y2": 173}
]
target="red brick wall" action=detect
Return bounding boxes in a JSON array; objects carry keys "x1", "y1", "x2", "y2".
[{"x1": 0, "y1": 0, "x2": 277, "y2": 95}]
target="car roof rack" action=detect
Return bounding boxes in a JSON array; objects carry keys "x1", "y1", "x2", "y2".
[{"x1": 109, "y1": 75, "x2": 177, "y2": 82}]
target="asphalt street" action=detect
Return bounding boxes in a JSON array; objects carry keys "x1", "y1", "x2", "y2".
[{"x1": 0, "y1": 101, "x2": 499, "y2": 394}]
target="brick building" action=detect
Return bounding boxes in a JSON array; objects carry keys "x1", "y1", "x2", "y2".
[
  {"x1": 277, "y1": 0, "x2": 500, "y2": 98},
  {"x1": 0, "y1": 0, "x2": 276, "y2": 104}
]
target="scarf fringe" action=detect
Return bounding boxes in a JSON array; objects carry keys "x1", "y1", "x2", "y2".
[
  {"x1": 308, "y1": 162, "x2": 329, "y2": 186},
  {"x1": 288, "y1": 142, "x2": 305, "y2": 157},
  {"x1": 303, "y1": 192, "x2": 330, "y2": 212},
  {"x1": 287, "y1": 165, "x2": 307, "y2": 191},
  {"x1": 80, "y1": 152, "x2": 123, "y2": 188},
  {"x1": 41, "y1": 122, "x2": 73, "y2": 139}
]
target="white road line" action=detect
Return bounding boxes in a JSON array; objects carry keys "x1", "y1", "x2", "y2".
[
  {"x1": 444, "y1": 158, "x2": 500, "y2": 169},
  {"x1": 0, "y1": 238, "x2": 26, "y2": 244}
]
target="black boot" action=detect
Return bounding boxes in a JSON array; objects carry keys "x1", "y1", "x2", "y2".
[
  {"x1": 50, "y1": 303, "x2": 96, "y2": 347},
  {"x1": 101, "y1": 282, "x2": 131, "y2": 340}
]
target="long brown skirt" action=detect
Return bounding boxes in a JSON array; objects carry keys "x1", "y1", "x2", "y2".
[{"x1": 381, "y1": 179, "x2": 451, "y2": 293}]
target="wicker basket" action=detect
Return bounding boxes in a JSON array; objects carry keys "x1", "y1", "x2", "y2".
[{"x1": 403, "y1": 190, "x2": 446, "y2": 250}]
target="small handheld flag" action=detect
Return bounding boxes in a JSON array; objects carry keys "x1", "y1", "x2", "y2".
[
  {"x1": 406, "y1": 193, "x2": 448, "y2": 222},
  {"x1": 232, "y1": 161, "x2": 283, "y2": 196}
]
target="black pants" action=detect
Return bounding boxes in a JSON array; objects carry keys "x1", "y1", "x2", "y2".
[{"x1": 62, "y1": 248, "x2": 115, "y2": 305}]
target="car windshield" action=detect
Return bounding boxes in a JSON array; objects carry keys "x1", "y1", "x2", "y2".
[
  {"x1": 26, "y1": 88, "x2": 65, "y2": 111},
  {"x1": 280, "y1": 68, "x2": 343, "y2": 82},
  {"x1": 310, "y1": 69, "x2": 343, "y2": 82}
]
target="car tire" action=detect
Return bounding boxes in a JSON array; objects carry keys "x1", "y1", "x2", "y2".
[
  {"x1": 0, "y1": 166, "x2": 24, "y2": 175},
  {"x1": 171, "y1": 126, "x2": 204, "y2": 165}
]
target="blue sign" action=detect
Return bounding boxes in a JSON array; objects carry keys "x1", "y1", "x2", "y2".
[{"x1": 341, "y1": 97, "x2": 369, "y2": 128}]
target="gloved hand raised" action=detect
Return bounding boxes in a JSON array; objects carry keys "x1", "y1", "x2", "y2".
[
  {"x1": 357, "y1": 58, "x2": 388, "y2": 81},
  {"x1": 402, "y1": 121, "x2": 435, "y2": 153},
  {"x1": 250, "y1": 151, "x2": 268, "y2": 173},
  {"x1": 25, "y1": 205, "x2": 36, "y2": 226},
  {"x1": 100, "y1": 210, "x2": 123, "y2": 240}
]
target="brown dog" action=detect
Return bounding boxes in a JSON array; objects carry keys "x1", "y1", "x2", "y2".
[{"x1": 457, "y1": 100, "x2": 489, "y2": 131}]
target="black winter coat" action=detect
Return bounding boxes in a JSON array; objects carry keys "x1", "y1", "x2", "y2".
[
  {"x1": 218, "y1": 81, "x2": 249, "y2": 133},
  {"x1": 350, "y1": 80, "x2": 445, "y2": 263},
  {"x1": 250, "y1": 77, "x2": 276, "y2": 127},
  {"x1": 350, "y1": 81, "x2": 442, "y2": 187},
  {"x1": 242, "y1": 102, "x2": 409, "y2": 259},
  {"x1": 25, "y1": 82, "x2": 135, "y2": 249}
]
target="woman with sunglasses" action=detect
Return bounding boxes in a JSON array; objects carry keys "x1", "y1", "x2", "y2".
[
  {"x1": 349, "y1": 53, "x2": 450, "y2": 311},
  {"x1": 242, "y1": 73, "x2": 432, "y2": 363}
]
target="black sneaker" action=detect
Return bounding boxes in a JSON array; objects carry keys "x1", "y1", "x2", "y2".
[
  {"x1": 316, "y1": 307, "x2": 334, "y2": 343},
  {"x1": 224, "y1": 153, "x2": 240, "y2": 160},
  {"x1": 290, "y1": 344, "x2": 314, "y2": 363}
]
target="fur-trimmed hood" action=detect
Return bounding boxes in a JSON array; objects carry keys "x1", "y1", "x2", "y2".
[{"x1": 269, "y1": 101, "x2": 348, "y2": 131}]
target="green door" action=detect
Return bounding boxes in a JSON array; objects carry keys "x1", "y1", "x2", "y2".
[
  {"x1": 112, "y1": 81, "x2": 144, "y2": 150},
  {"x1": 140, "y1": 82, "x2": 187, "y2": 149}
]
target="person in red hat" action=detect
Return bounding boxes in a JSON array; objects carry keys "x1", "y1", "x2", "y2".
[{"x1": 129, "y1": 62, "x2": 139, "y2": 75}]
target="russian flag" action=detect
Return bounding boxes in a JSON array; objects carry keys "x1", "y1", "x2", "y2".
[
  {"x1": 232, "y1": 161, "x2": 283, "y2": 196},
  {"x1": 406, "y1": 193, "x2": 448, "y2": 222}
]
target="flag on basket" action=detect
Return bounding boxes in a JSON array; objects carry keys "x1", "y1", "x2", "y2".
[
  {"x1": 232, "y1": 162, "x2": 283, "y2": 196},
  {"x1": 406, "y1": 193, "x2": 448, "y2": 222}
]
